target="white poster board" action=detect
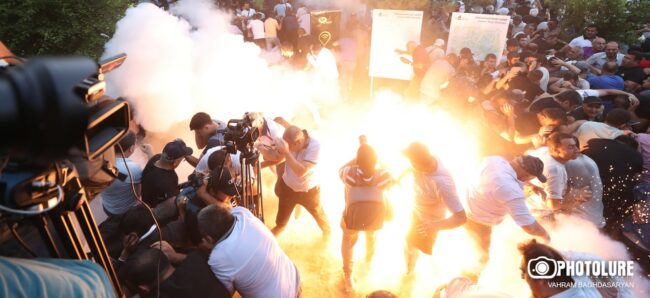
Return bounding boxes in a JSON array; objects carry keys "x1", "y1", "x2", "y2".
[
  {"x1": 369, "y1": 9, "x2": 423, "y2": 80},
  {"x1": 446, "y1": 13, "x2": 510, "y2": 62}
]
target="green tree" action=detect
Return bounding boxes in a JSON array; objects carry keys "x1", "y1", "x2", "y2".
[
  {"x1": 371, "y1": 0, "x2": 429, "y2": 10},
  {"x1": 0, "y1": 0, "x2": 132, "y2": 59},
  {"x1": 546, "y1": 0, "x2": 649, "y2": 44}
]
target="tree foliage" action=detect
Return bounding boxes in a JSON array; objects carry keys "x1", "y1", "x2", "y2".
[
  {"x1": 546, "y1": 0, "x2": 650, "y2": 44},
  {"x1": 370, "y1": 0, "x2": 429, "y2": 10},
  {"x1": 0, "y1": 0, "x2": 132, "y2": 59}
]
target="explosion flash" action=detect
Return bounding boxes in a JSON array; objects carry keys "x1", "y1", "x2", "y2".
[{"x1": 271, "y1": 91, "x2": 486, "y2": 297}]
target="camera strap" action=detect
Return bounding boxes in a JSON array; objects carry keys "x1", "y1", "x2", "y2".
[{"x1": 138, "y1": 225, "x2": 158, "y2": 244}]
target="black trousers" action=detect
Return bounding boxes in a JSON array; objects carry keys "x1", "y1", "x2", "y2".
[{"x1": 274, "y1": 178, "x2": 330, "y2": 233}]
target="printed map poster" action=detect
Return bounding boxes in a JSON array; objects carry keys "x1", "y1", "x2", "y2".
[
  {"x1": 369, "y1": 9, "x2": 423, "y2": 80},
  {"x1": 447, "y1": 13, "x2": 510, "y2": 62}
]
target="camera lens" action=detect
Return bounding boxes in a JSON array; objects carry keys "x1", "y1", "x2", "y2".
[{"x1": 535, "y1": 261, "x2": 550, "y2": 275}]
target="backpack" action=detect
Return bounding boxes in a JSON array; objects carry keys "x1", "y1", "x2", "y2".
[{"x1": 343, "y1": 167, "x2": 390, "y2": 231}]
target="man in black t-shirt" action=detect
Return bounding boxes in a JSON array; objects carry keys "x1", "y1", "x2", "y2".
[
  {"x1": 528, "y1": 90, "x2": 582, "y2": 114},
  {"x1": 141, "y1": 140, "x2": 193, "y2": 208},
  {"x1": 188, "y1": 112, "x2": 227, "y2": 161},
  {"x1": 121, "y1": 247, "x2": 230, "y2": 298},
  {"x1": 618, "y1": 52, "x2": 648, "y2": 88},
  {"x1": 583, "y1": 136, "x2": 643, "y2": 236},
  {"x1": 534, "y1": 34, "x2": 566, "y2": 53}
]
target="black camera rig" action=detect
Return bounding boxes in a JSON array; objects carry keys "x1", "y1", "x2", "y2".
[{"x1": 0, "y1": 54, "x2": 131, "y2": 297}]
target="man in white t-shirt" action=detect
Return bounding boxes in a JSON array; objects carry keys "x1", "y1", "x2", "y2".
[
  {"x1": 100, "y1": 132, "x2": 142, "y2": 216},
  {"x1": 237, "y1": 2, "x2": 256, "y2": 40},
  {"x1": 307, "y1": 42, "x2": 339, "y2": 80},
  {"x1": 403, "y1": 143, "x2": 466, "y2": 274},
  {"x1": 527, "y1": 133, "x2": 582, "y2": 220},
  {"x1": 567, "y1": 25, "x2": 598, "y2": 58},
  {"x1": 264, "y1": 13, "x2": 282, "y2": 50},
  {"x1": 296, "y1": 6, "x2": 310, "y2": 36},
  {"x1": 271, "y1": 126, "x2": 331, "y2": 237},
  {"x1": 420, "y1": 53, "x2": 455, "y2": 103},
  {"x1": 247, "y1": 13, "x2": 266, "y2": 49},
  {"x1": 465, "y1": 155, "x2": 550, "y2": 270},
  {"x1": 198, "y1": 204, "x2": 300, "y2": 298},
  {"x1": 565, "y1": 153, "x2": 606, "y2": 228},
  {"x1": 511, "y1": 15, "x2": 527, "y2": 37},
  {"x1": 572, "y1": 108, "x2": 633, "y2": 150}
]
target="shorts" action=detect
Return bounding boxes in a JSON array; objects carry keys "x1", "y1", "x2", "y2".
[{"x1": 406, "y1": 216, "x2": 438, "y2": 255}]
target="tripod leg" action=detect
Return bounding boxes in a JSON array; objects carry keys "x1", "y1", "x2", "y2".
[
  {"x1": 50, "y1": 211, "x2": 86, "y2": 260},
  {"x1": 75, "y1": 198, "x2": 124, "y2": 297},
  {"x1": 34, "y1": 215, "x2": 62, "y2": 258},
  {"x1": 256, "y1": 160, "x2": 264, "y2": 223}
]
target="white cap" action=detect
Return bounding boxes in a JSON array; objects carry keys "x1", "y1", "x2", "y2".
[
  {"x1": 434, "y1": 39, "x2": 445, "y2": 47},
  {"x1": 529, "y1": 8, "x2": 539, "y2": 16},
  {"x1": 497, "y1": 7, "x2": 509, "y2": 15},
  {"x1": 431, "y1": 48, "x2": 445, "y2": 61}
]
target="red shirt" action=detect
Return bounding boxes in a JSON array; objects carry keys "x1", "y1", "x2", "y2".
[
  {"x1": 640, "y1": 59, "x2": 650, "y2": 68},
  {"x1": 412, "y1": 45, "x2": 431, "y2": 78}
]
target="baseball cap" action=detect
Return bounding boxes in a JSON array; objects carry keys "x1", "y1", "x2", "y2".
[
  {"x1": 434, "y1": 38, "x2": 445, "y2": 47},
  {"x1": 516, "y1": 155, "x2": 547, "y2": 183},
  {"x1": 162, "y1": 139, "x2": 193, "y2": 161},
  {"x1": 583, "y1": 96, "x2": 602, "y2": 105}
]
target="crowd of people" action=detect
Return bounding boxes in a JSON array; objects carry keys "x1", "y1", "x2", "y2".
[{"x1": 91, "y1": 0, "x2": 650, "y2": 297}]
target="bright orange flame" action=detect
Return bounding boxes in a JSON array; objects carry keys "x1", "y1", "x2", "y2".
[{"x1": 272, "y1": 91, "x2": 489, "y2": 296}]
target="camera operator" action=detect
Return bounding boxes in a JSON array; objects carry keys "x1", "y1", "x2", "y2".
[
  {"x1": 197, "y1": 204, "x2": 301, "y2": 298},
  {"x1": 188, "y1": 112, "x2": 228, "y2": 165},
  {"x1": 183, "y1": 158, "x2": 239, "y2": 245},
  {"x1": 195, "y1": 165, "x2": 238, "y2": 207},
  {"x1": 141, "y1": 140, "x2": 193, "y2": 208},
  {"x1": 120, "y1": 247, "x2": 230, "y2": 298},
  {"x1": 271, "y1": 125, "x2": 331, "y2": 237},
  {"x1": 99, "y1": 132, "x2": 141, "y2": 217},
  {"x1": 195, "y1": 147, "x2": 241, "y2": 182}
]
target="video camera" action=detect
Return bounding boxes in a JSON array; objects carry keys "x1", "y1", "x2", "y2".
[
  {"x1": 183, "y1": 112, "x2": 264, "y2": 222},
  {"x1": 223, "y1": 114, "x2": 260, "y2": 159},
  {"x1": 0, "y1": 54, "x2": 132, "y2": 297}
]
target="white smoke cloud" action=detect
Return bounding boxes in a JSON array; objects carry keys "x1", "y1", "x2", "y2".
[
  {"x1": 102, "y1": 3, "x2": 195, "y2": 132},
  {"x1": 102, "y1": 0, "x2": 334, "y2": 133}
]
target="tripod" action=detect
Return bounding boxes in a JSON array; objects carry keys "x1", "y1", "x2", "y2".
[
  {"x1": 217, "y1": 148, "x2": 265, "y2": 222},
  {"x1": 239, "y1": 151, "x2": 264, "y2": 222},
  {"x1": 1, "y1": 162, "x2": 123, "y2": 297}
]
